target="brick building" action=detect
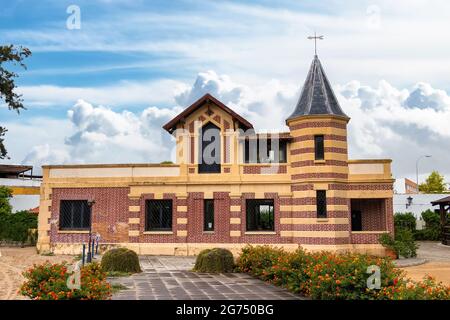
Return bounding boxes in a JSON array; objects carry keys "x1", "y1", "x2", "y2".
[{"x1": 37, "y1": 55, "x2": 394, "y2": 256}]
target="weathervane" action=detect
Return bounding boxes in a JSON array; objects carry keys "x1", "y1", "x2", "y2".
[{"x1": 307, "y1": 32, "x2": 324, "y2": 56}]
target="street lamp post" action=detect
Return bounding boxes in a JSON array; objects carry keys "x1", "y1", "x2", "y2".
[
  {"x1": 86, "y1": 200, "x2": 96, "y2": 263},
  {"x1": 416, "y1": 155, "x2": 432, "y2": 191}
]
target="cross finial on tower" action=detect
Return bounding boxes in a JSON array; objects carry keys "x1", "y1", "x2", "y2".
[{"x1": 307, "y1": 32, "x2": 324, "y2": 56}]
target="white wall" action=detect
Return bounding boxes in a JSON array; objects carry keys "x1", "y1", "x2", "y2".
[{"x1": 393, "y1": 193, "x2": 447, "y2": 229}]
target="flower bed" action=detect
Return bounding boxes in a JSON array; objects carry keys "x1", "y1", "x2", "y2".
[
  {"x1": 237, "y1": 245, "x2": 450, "y2": 300},
  {"x1": 20, "y1": 262, "x2": 112, "y2": 300}
]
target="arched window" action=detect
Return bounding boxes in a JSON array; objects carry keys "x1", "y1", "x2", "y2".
[{"x1": 198, "y1": 122, "x2": 221, "y2": 173}]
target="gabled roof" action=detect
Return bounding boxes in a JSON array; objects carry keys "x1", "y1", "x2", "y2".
[
  {"x1": 431, "y1": 196, "x2": 450, "y2": 205},
  {"x1": 163, "y1": 93, "x2": 253, "y2": 133},
  {"x1": 287, "y1": 55, "x2": 349, "y2": 122}
]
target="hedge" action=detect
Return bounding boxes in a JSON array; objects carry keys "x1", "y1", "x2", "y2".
[{"x1": 237, "y1": 245, "x2": 450, "y2": 300}]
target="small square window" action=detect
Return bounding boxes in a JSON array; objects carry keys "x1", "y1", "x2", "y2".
[
  {"x1": 145, "y1": 200, "x2": 172, "y2": 231},
  {"x1": 246, "y1": 199, "x2": 274, "y2": 231},
  {"x1": 59, "y1": 200, "x2": 90, "y2": 230}
]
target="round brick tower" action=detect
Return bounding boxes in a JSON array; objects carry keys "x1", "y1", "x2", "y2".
[{"x1": 286, "y1": 55, "x2": 351, "y2": 248}]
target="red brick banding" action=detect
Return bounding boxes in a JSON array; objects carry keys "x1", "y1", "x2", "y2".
[
  {"x1": 243, "y1": 165, "x2": 287, "y2": 174},
  {"x1": 350, "y1": 233, "x2": 382, "y2": 244},
  {"x1": 329, "y1": 183, "x2": 393, "y2": 191},
  {"x1": 291, "y1": 184, "x2": 314, "y2": 191},
  {"x1": 280, "y1": 224, "x2": 349, "y2": 231},
  {"x1": 289, "y1": 121, "x2": 347, "y2": 130},
  {"x1": 290, "y1": 147, "x2": 347, "y2": 155},
  {"x1": 291, "y1": 160, "x2": 348, "y2": 167},
  {"x1": 279, "y1": 211, "x2": 349, "y2": 219},
  {"x1": 292, "y1": 134, "x2": 347, "y2": 142},
  {"x1": 291, "y1": 172, "x2": 348, "y2": 180}
]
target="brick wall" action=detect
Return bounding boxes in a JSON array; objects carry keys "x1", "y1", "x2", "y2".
[
  {"x1": 350, "y1": 199, "x2": 386, "y2": 231},
  {"x1": 50, "y1": 187, "x2": 130, "y2": 243}
]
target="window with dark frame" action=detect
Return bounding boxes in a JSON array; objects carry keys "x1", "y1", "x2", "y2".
[
  {"x1": 316, "y1": 190, "x2": 327, "y2": 218},
  {"x1": 246, "y1": 199, "x2": 274, "y2": 231},
  {"x1": 59, "y1": 200, "x2": 90, "y2": 230},
  {"x1": 244, "y1": 139, "x2": 287, "y2": 164},
  {"x1": 145, "y1": 200, "x2": 172, "y2": 231},
  {"x1": 314, "y1": 135, "x2": 324, "y2": 160},
  {"x1": 204, "y1": 199, "x2": 214, "y2": 231}
]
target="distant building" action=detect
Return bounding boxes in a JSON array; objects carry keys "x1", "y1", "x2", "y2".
[
  {"x1": 0, "y1": 165, "x2": 41, "y2": 212},
  {"x1": 404, "y1": 178, "x2": 418, "y2": 194},
  {"x1": 395, "y1": 178, "x2": 419, "y2": 194}
]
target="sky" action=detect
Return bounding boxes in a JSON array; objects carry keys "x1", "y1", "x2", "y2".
[{"x1": 1, "y1": 0, "x2": 450, "y2": 191}]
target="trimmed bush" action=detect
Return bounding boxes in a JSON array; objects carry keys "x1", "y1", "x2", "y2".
[
  {"x1": 101, "y1": 248, "x2": 141, "y2": 273},
  {"x1": 20, "y1": 262, "x2": 111, "y2": 300},
  {"x1": 193, "y1": 248, "x2": 235, "y2": 273},
  {"x1": 380, "y1": 230, "x2": 418, "y2": 258},
  {"x1": 237, "y1": 245, "x2": 450, "y2": 300}
]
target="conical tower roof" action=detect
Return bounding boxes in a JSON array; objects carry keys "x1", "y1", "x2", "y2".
[{"x1": 287, "y1": 55, "x2": 348, "y2": 121}]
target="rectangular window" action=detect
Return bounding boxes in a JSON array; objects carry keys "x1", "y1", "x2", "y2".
[
  {"x1": 145, "y1": 200, "x2": 172, "y2": 231},
  {"x1": 244, "y1": 139, "x2": 287, "y2": 164},
  {"x1": 59, "y1": 200, "x2": 90, "y2": 230},
  {"x1": 316, "y1": 190, "x2": 327, "y2": 218},
  {"x1": 246, "y1": 199, "x2": 274, "y2": 231},
  {"x1": 204, "y1": 199, "x2": 214, "y2": 231},
  {"x1": 314, "y1": 135, "x2": 324, "y2": 160}
]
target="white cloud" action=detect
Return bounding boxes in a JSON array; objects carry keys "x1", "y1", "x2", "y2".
[
  {"x1": 17, "y1": 79, "x2": 184, "y2": 108},
  {"x1": 9, "y1": 69, "x2": 450, "y2": 185},
  {"x1": 4, "y1": 1, "x2": 450, "y2": 87}
]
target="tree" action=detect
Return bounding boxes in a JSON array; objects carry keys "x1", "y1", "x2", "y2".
[
  {"x1": 0, "y1": 44, "x2": 32, "y2": 159},
  {"x1": 0, "y1": 185, "x2": 12, "y2": 216},
  {"x1": 418, "y1": 171, "x2": 447, "y2": 193}
]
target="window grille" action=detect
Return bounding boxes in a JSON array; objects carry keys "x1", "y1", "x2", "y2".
[
  {"x1": 59, "y1": 200, "x2": 90, "y2": 230},
  {"x1": 316, "y1": 190, "x2": 327, "y2": 218},
  {"x1": 145, "y1": 200, "x2": 172, "y2": 231}
]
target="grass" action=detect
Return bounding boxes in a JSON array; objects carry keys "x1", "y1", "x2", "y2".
[
  {"x1": 40, "y1": 252, "x2": 54, "y2": 256},
  {"x1": 111, "y1": 283, "x2": 128, "y2": 294},
  {"x1": 73, "y1": 253, "x2": 83, "y2": 261},
  {"x1": 106, "y1": 271, "x2": 132, "y2": 277}
]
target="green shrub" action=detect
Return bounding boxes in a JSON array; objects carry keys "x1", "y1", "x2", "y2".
[
  {"x1": 394, "y1": 212, "x2": 416, "y2": 232},
  {"x1": 0, "y1": 209, "x2": 38, "y2": 243},
  {"x1": 237, "y1": 245, "x2": 450, "y2": 300},
  {"x1": 193, "y1": 248, "x2": 235, "y2": 273},
  {"x1": 380, "y1": 230, "x2": 418, "y2": 258},
  {"x1": 101, "y1": 248, "x2": 141, "y2": 273},
  {"x1": 20, "y1": 262, "x2": 111, "y2": 300},
  {"x1": 416, "y1": 209, "x2": 441, "y2": 241}
]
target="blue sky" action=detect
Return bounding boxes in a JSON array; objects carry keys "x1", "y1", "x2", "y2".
[{"x1": 1, "y1": 0, "x2": 450, "y2": 188}]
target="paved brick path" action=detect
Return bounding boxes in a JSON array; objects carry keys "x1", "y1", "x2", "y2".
[{"x1": 110, "y1": 256, "x2": 303, "y2": 300}]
